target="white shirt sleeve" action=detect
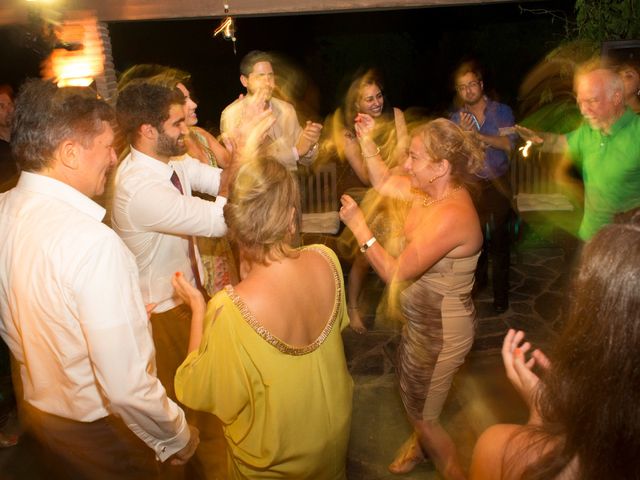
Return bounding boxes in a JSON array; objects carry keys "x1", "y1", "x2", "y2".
[
  {"x1": 176, "y1": 156, "x2": 223, "y2": 197},
  {"x1": 126, "y1": 170, "x2": 227, "y2": 238},
  {"x1": 72, "y1": 234, "x2": 190, "y2": 461}
]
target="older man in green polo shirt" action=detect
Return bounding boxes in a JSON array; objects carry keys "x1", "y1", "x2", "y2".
[{"x1": 518, "y1": 67, "x2": 640, "y2": 241}]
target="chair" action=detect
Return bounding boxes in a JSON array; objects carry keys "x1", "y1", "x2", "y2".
[
  {"x1": 299, "y1": 163, "x2": 340, "y2": 234},
  {"x1": 510, "y1": 150, "x2": 574, "y2": 213},
  {"x1": 509, "y1": 149, "x2": 579, "y2": 256}
]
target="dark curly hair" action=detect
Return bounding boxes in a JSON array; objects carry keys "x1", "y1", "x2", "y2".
[{"x1": 116, "y1": 81, "x2": 185, "y2": 143}]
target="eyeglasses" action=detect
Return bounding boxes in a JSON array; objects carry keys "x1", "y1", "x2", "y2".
[{"x1": 456, "y1": 81, "x2": 481, "y2": 93}]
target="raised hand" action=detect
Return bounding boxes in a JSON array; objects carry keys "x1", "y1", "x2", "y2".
[
  {"x1": 515, "y1": 125, "x2": 544, "y2": 144},
  {"x1": 296, "y1": 120, "x2": 323, "y2": 157},
  {"x1": 244, "y1": 88, "x2": 269, "y2": 116},
  {"x1": 227, "y1": 108, "x2": 276, "y2": 161},
  {"x1": 459, "y1": 111, "x2": 478, "y2": 131},
  {"x1": 339, "y1": 194, "x2": 367, "y2": 235},
  {"x1": 501, "y1": 329, "x2": 550, "y2": 409},
  {"x1": 354, "y1": 113, "x2": 375, "y2": 140}
]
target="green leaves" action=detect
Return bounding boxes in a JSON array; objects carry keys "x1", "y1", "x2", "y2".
[{"x1": 575, "y1": 0, "x2": 640, "y2": 42}]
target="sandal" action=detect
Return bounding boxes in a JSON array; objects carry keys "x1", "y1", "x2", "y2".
[{"x1": 388, "y1": 433, "x2": 426, "y2": 474}]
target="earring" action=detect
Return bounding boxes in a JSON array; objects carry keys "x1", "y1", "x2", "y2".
[{"x1": 429, "y1": 172, "x2": 444, "y2": 184}]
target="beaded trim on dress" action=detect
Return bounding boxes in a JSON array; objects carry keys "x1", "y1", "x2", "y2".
[{"x1": 224, "y1": 245, "x2": 342, "y2": 356}]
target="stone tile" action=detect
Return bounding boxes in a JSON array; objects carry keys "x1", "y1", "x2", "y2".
[
  {"x1": 521, "y1": 263, "x2": 558, "y2": 280},
  {"x1": 532, "y1": 291, "x2": 564, "y2": 323},
  {"x1": 475, "y1": 317, "x2": 510, "y2": 336},
  {"x1": 516, "y1": 276, "x2": 549, "y2": 295},
  {"x1": 509, "y1": 291, "x2": 532, "y2": 302},
  {"x1": 509, "y1": 267, "x2": 525, "y2": 285},
  {"x1": 471, "y1": 333, "x2": 505, "y2": 352},
  {"x1": 510, "y1": 301, "x2": 534, "y2": 315}
]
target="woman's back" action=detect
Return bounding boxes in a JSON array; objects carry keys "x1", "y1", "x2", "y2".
[
  {"x1": 176, "y1": 245, "x2": 353, "y2": 479},
  {"x1": 235, "y1": 245, "x2": 339, "y2": 346}
]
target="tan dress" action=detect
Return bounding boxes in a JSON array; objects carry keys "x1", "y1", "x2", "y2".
[{"x1": 397, "y1": 252, "x2": 479, "y2": 421}]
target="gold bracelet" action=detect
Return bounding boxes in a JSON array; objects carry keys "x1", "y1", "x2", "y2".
[{"x1": 361, "y1": 146, "x2": 380, "y2": 159}]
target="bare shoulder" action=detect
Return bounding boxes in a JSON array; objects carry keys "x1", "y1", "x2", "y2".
[
  {"x1": 422, "y1": 194, "x2": 481, "y2": 240},
  {"x1": 470, "y1": 423, "x2": 522, "y2": 480},
  {"x1": 300, "y1": 245, "x2": 340, "y2": 277}
]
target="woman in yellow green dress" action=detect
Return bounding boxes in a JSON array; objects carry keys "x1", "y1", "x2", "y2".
[{"x1": 173, "y1": 157, "x2": 353, "y2": 479}]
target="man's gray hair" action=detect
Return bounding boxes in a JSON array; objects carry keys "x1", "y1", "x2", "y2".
[{"x1": 12, "y1": 80, "x2": 113, "y2": 173}]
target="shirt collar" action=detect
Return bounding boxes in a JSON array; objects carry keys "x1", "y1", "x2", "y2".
[
  {"x1": 130, "y1": 146, "x2": 174, "y2": 178},
  {"x1": 17, "y1": 171, "x2": 106, "y2": 221},
  {"x1": 608, "y1": 108, "x2": 635, "y2": 136}
]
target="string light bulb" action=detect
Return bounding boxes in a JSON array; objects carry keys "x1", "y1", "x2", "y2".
[
  {"x1": 213, "y1": 4, "x2": 236, "y2": 54},
  {"x1": 519, "y1": 140, "x2": 533, "y2": 158}
]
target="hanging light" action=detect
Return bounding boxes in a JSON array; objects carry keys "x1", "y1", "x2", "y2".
[{"x1": 213, "y1": 4, "x2": 236, "y2": 54}]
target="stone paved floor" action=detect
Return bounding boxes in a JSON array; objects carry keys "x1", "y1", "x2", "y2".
[{"x1": 0, "y1": 227, "x2": 574, "y2": 479}]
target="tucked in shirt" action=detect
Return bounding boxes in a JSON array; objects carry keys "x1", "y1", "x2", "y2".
[
  {"x1": 0, "y1": 171, "x2": 189, "y2": 461},
  {"x1": 112, "y1": 147, "x2": 227, "y2": 312},
  {"x1": 567, "y1": 108, "x2": 640, "y2": 240}
]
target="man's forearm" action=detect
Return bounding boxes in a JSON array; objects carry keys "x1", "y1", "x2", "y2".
[{"x1": 476, "y1": 132, "x2": 512, "y2": 154}]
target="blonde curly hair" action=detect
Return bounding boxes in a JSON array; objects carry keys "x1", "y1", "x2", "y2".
[
  {"x1": 224, "y1": 157, "x2": 301, "y2": 265},
  {"x1": 412, "y1": 118, "x2": 485, "y2": 186}
]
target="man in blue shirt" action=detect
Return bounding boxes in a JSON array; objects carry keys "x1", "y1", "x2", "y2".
[{"x1": 451, "y1": 61, "x2": 516, "y2": 313}]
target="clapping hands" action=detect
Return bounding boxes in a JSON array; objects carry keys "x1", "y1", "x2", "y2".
[
  {"x1": 354, "y1": 113, "x2": 375, "y2": 140},
  {"x1": 459, "y1": 111, "x2": 479, "y2": 131}
]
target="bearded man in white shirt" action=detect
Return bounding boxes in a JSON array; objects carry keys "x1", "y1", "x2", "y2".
[
  {"x1": 0, "y1": 80, "x2": 199, "y2": 478},
  {"x1": 112, "y1": 81, "x2": 230, "y2": 402}
]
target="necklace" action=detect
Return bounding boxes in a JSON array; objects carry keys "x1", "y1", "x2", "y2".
[{"x1": 422, "y1": 185, "x2": 463, "y2": 208}]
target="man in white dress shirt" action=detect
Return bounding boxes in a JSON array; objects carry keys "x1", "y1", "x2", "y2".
[
  {"x1": 0, "y1": 80, "x2": 199, "y2": 478},
  {"x1": 113, "y1": 81, "x2": 230, "y2": 402},
  {"x1": 220, "y1": 50, "x2": 322, "y2": 171}
]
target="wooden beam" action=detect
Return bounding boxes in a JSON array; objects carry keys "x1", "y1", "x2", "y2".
[{"x1": 2, "y1": 0, "x2": 515, "y2": 25}]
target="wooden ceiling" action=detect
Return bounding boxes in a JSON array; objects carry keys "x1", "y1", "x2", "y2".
[{"x1": 1, "y1": 0, "x2": 513, "y2": 24}]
